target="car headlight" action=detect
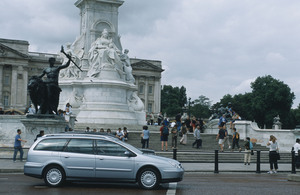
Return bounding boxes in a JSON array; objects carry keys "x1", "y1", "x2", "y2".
[{"x1": 168, "y1": 161, "x2": 182, "y2": 169}]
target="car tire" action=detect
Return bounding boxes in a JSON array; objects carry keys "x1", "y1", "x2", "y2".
[
  {"x1": 137, "y1": 167, "x2": 160, "y2": 190},
  {"x1": 44, "y1": 165, "x2": 65, "y2": 187}
]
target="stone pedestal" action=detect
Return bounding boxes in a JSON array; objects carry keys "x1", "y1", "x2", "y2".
[
  {"x1": 59, "y1": 79, "x2": 146, "y2": 126},
  {"x1": 21, "y1": 115, "x2": 67, "y2": 147}
]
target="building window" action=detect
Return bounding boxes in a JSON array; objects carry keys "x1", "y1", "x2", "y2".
[
  {"x1": 4, "y1": 96, "x2": 9, "y2": 106},
  {"x1": 139, "y1": 85, "x2": 144, "y2": 94},
  {"x1": 4, "y1": 76, "x2": 10, "y2": 85},
  {"x1": 148, "y1": 103, "x2": 152, "y2": 113},
  {"x1": 148, "y1": 86, "x2": 153, "y2": 94}
]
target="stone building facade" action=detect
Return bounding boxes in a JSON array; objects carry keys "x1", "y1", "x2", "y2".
[{"x1": 0, "y1": 38, "x2": 163, "y2": 115}]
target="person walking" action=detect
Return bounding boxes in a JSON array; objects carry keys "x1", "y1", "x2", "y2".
[
  {"x1": 231, "y1": 128, "x2": 241, "y2": 152},
  {"x1": 180, "y1": 122, "x2": 188, "y2": 145},
  {"x1": 244, "y1": 137, "x2": 252, "y2": 165},
  {"x1": 267, "y1": 135, "x2": 279, "y2": 174},
  {"x1": 13, "y1": 129, "x2": 27, "y2": 162},
  {"x1": 141, "y1": 125, "x2": 150, "y2": 148},
  {"x1": 192, "y1": 125, "x2": 202, "y2": 149}
]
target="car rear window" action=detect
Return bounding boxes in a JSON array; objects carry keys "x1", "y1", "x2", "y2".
[
  {"x1": 65, "y1": 139, "x2": 94, "y2": 154},
  {"x1": 34, "y1": 138, "x2": 68, "y2": 151}
]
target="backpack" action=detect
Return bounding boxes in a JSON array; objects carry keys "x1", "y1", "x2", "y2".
[
  {"x1": 235, "y1": 132, "x2": 239, "y2": 140},
  {"x1": 163, "y1": 126, "x2": 169, "y2": 135},
  {"x1": 249, "y1": 141, "x2": 253, "y2": 150}
]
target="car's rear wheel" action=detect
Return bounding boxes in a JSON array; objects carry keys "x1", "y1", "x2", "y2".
[
  {"x1": 44, "y1": 166, "x2": 65, "y2": 187},
  {"x1": 138, "y1": 167, "x2": 160, "y2": 190}
]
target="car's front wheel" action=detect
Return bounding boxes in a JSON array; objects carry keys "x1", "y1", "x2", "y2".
[
  {"x1": 137, "y1": 167, "x2": 160, "y2": 190},
  {"x1": 44, "y1": 166, "x2": 65, "y2": 187}
]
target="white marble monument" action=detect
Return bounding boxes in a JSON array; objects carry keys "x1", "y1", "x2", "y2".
[{"x1": 58, "y1": 0, "x2": 145, "y2": 126}]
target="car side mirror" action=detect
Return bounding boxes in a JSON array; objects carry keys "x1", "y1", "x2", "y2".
[{"x1": 124, "y1": 151, "x2": 135, "y2": 157}]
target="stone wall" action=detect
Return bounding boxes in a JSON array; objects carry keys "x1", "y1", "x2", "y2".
[{"x1": 204, "y1": 119, "x2": 300, "y2": 152}]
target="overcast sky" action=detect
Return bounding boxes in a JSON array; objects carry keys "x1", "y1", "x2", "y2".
[{"x1": 2, "y1": 0, "x2": 300, "y2": 108}]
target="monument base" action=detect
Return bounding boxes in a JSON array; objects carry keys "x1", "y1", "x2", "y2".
[{"x1": 21, "y1": 115, "x2": 67, "y2": 147}]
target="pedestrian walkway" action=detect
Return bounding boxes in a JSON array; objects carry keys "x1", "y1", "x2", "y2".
[{"x1": 0, "y1": 159, "x2": 296, "y2": 174}]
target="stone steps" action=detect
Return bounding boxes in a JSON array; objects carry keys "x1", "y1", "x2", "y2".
[{"x1": 1, "y1": 132, "x2": 293, "y2": 164}]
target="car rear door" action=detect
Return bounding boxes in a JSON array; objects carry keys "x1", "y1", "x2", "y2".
[{"x1": 60, "y1": 138, "x2": 95, "y2": 178}]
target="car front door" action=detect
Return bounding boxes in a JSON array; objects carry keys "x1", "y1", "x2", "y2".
[
  {"x1": 60, "y1": 138, "x2": 95, "y2": 178},
  {"x1": 95, "y1": 140, "x2": 135, "y2": 180}
]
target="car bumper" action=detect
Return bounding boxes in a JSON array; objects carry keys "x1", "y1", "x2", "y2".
[{"x1": 161, "y1": 168, "x2": 184, "y2": 183}]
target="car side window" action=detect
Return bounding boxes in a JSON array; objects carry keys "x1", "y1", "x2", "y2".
[
  {"x1": 96, "y1": 140, "x2": 128, "y2": 156},
  {"x1": 65, "y1": 139, "x2": 94, "y2": 154},
  {"x1": 34, "y1": 138, "x2": 68, "y2": 151}
]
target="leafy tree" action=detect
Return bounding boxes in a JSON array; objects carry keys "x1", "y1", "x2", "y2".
[
  {"x1": 251, "y1": 75, "x2": 295, "y2": 128},
  {"x1": 212, "y1": 75, "x2": 295, "y2": 128},
  {"x1": 190, "y1": 95, "x2": 212, "y2": 118},
  {"x1": 161, "y1": 85, "x2": 187, "y2": 116}
]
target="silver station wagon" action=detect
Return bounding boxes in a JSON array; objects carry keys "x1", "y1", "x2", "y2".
[{"x1": 24, "y1": 133, "x2": 184, "y2": 189}]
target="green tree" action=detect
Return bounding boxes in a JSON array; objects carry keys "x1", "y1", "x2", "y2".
[
  {"x1": 161, "y1": 85, "x2": 187, "y2": 116},
  {"x1": 190, "y1": 95, "x2": 211, "y2": 118},
  {"x1": 250, "y1": 75, "x2": 295, "y2": 128}
]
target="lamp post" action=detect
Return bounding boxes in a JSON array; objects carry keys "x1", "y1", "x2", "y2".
[{"x1": 188, "y1": 98, "x2": 194, "y2": 119}]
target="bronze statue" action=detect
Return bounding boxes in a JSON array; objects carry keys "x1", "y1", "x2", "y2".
[{"x1": 28, "y1": 51, "x2": 72, "y2": 114}]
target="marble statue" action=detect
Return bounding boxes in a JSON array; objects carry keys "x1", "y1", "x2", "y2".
[
  {"x1": 59, "y1": 43, "x2": 82, "y2": 79},
  {"x1": 120, "y1": 49, "x2": 135, "y2": 83},
  {"x1": 87, "y1": 28, "x2": 123, "y2": 78}
]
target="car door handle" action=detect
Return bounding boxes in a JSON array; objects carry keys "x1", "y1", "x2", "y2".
[
  {"x1": 98, "y1": 157, "x2": 104, "y2": 160},
  {"x1": 63, "y1": 156, "x2": 70, "y2": 158}
]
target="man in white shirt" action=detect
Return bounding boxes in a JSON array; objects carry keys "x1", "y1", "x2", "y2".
[
  {"x1": 294, "y1": 138, "x2": 300, "y2": 154},
  {"x1": 294, "y1": 138, "x2": 300, "y2": 169}
]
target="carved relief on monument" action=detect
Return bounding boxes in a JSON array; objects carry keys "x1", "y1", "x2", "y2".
[
  {"x1": 59, "y1": 34, "x2": 85, "y2": 79},
  {"x1": 127, "y1": 91, "x2": 144, "y2": 111}
]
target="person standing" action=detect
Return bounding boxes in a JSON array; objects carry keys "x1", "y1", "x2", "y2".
[
  {"x1": 180, "y1": 122, "x2": 188, "y2": 145},
  {"x1": 231, "y1": 128, "x2": 241, "y2": 152},
  {"x1": 267, "y1": 135, "x2": 279, "y2": 173},
  {"x1": 141, "y1": 126, "x2": 150, "y2": 148},
  {"x1": 34, "y1": 130, "x2": 45, "y2": 142},
  {"x1": 244, "y1": 137, "x2": 252, "y2": 165},
  {"x1": 158, "y1": 112, "x2": 164, "y2": 126},
  {"x1": 192, "y1": 125, "x2": 202, "y2": 149},
  {"x1": 171, "y1": 125, "x2": 178, "y2": 149},
  {"x1": 293, "y1": 138, "x2": 300, "y2": 168},
  {"x1": 216, "y1": 122, "x2": 226, "y2": 152},
  {"x1": 13, "y1": 129, "x2": 27, "y2": 162},
  {"x1": 160, "y1": 124, "x2": 169, "y2": 151},
  {"x1": 150, "y1": 112, "x2": 154, "y2": 125},
  {"x1": 184, "y1": 116, "x2": 191, "y2": 133},
  {"x1": 191, "y1": 116, "x2": 197, "y2": 132},
  {"x1": 175, "y1": 112, "x2": 182, "y2": 131}
]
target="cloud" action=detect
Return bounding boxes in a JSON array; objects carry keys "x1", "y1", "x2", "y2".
[{"x1": 2, "y1": 0, "x2": 300, "y2": 108}]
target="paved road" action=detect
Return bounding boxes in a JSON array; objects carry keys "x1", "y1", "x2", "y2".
[{"x1": 1, "y1": 173, "x2": 300, "y2": 195}]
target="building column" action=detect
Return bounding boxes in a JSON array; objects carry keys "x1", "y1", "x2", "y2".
[
  {"x1": 154, "y1": 77, "x2": 161, "y2": 113},
  {"x1": 0, "y1": 65, "x2": 3, "y2": 107},
  {"x1": 22, "y1": 67, "x2": 28, "y2": 106},
  {"x1": 10, "y1": 66, "x2": 18, "y2": 108},
  {"x1": 145, "y1": 77, "x2": 149, "y2": 112}
]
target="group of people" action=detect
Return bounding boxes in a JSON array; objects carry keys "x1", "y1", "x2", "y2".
[
  {"x1": 158, "y1": 113, "x2": 203, "y2": 151},
  {"x1": 85, "y1": 126, "x2": 129, "y2": 142}
]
